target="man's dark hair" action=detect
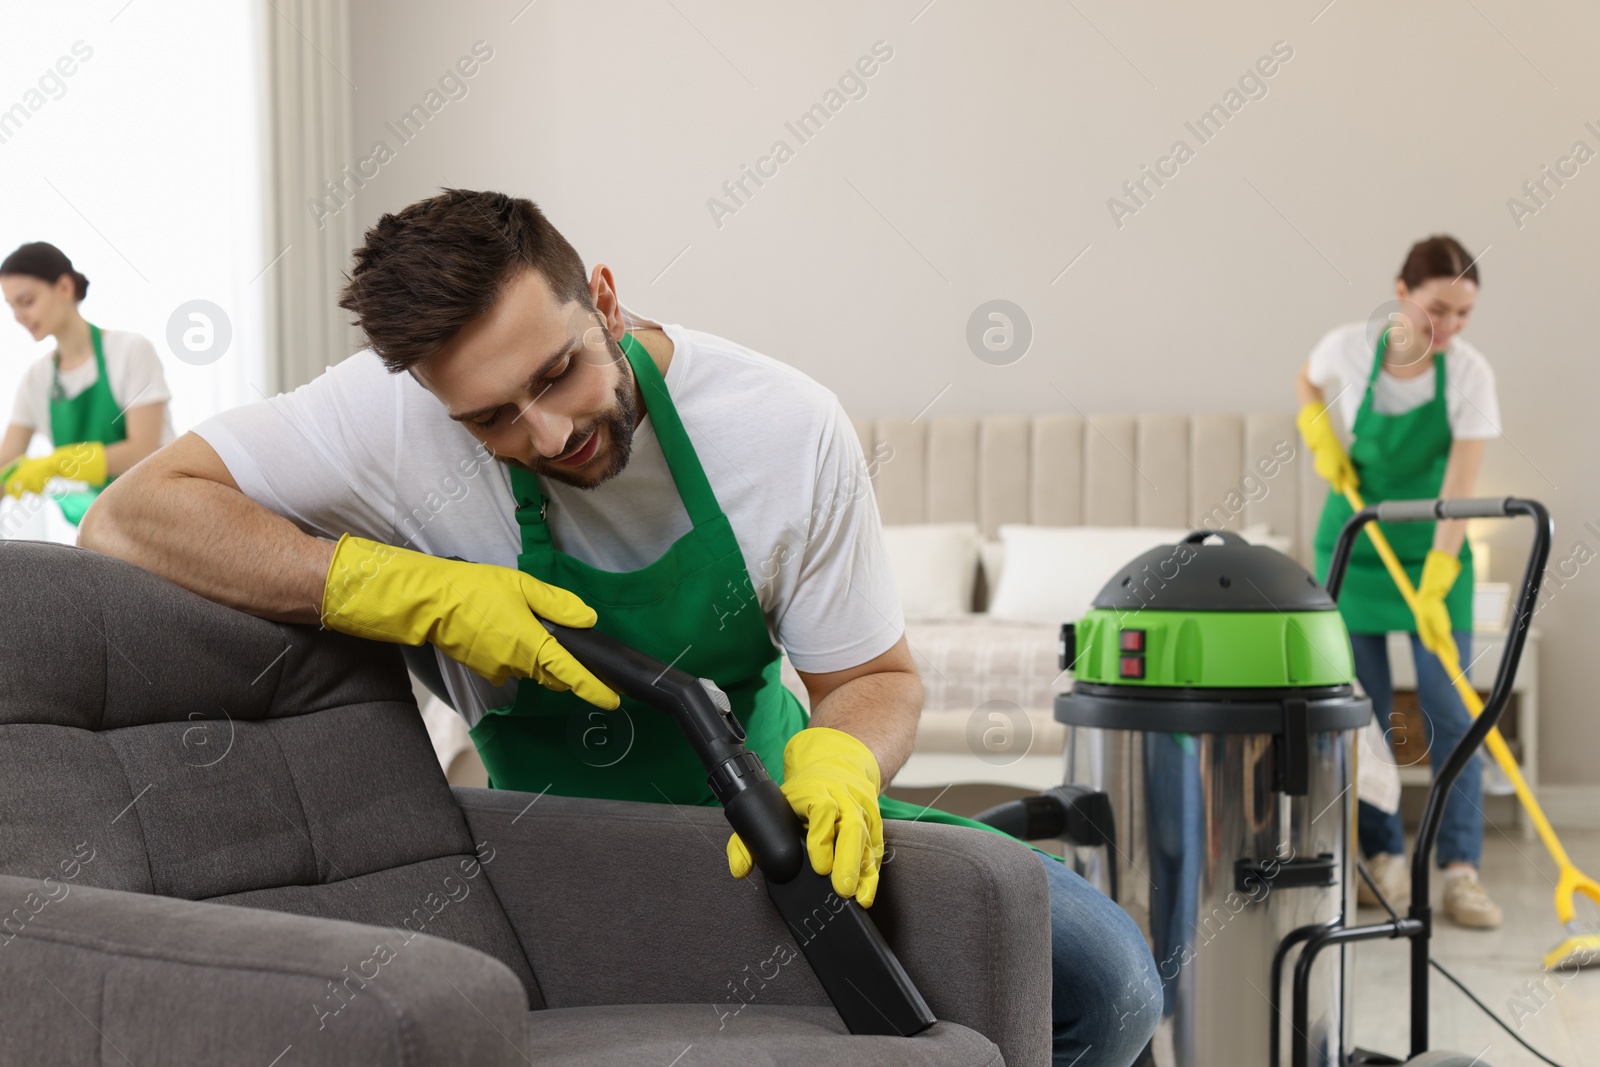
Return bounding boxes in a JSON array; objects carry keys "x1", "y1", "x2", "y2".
[{"x1": 338, "y1": 189, "x2": 590, "y2": 373}]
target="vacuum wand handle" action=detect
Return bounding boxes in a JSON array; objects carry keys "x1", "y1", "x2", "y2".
[
  {"x1": 444, "y1": 559, "x2": 799, "y2": 884},
  {"x1": 539, "y1": 618, "x2": 805, "y2": 883},
  {"x1": 1374, "y1": 496, "x2": 1513, "y2": 522}
]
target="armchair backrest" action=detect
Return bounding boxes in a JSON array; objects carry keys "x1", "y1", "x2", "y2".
[{"x1": 0, "y1": 542, "x2": 541, "y2": 1006}]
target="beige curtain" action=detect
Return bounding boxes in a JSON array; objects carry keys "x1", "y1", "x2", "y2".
[{"x1": 262, "y1": 0, "x2": 358, "y2": 393}]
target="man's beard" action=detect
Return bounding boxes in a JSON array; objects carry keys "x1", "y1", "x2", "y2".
[{"x1": 505, "y1": 345, "x2": 640, "y2": 490}]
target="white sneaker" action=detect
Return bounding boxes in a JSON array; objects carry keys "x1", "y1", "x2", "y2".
[
  {"x1": 1442, "y1": 868, "x2": 1503, "y2": 929},
  {"x1": 1357, "y1": 852, "x2": 1411, "y2": 908}
]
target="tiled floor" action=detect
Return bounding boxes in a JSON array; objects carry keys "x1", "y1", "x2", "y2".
[{"x1": 1349, "y1": 829, "x2": 1600, "y2": 1066}]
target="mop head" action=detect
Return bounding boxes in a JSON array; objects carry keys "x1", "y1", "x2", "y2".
[{"x1": 1544, "y1": 921, "x2": 1600, "y2": 971}]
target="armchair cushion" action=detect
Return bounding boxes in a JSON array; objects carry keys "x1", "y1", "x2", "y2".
[
  {"x1": 525, "y1": 1004, "x2": 1002, "y2": 1066},
  {"x1": 457, "y1": 788, "x2": 1051, "y2": 1067}
]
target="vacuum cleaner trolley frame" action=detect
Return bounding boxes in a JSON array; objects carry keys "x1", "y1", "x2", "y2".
[{"x1": 1274, "y1": 496, "x2": 1552, "y2": 1067}]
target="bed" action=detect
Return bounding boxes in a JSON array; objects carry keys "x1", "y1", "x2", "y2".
[{"x1": 850, "y1": 411, "x2": 1320, "y2": 791}]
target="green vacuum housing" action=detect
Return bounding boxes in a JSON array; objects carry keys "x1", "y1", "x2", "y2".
[
  {"x1": 1073, "y1": 608, "x2": 1352, "y2": 687},
  {"x1": 1065, "y1": 531, "x2": 1354, "y2": 688},
  {"x1": 1057, "y1": 529, "x2": 1370, "y2": 794}
]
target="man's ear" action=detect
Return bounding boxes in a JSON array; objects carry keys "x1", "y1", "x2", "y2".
[{"x1": 586, "y1": 264, "x2": 626, "y2": 341}]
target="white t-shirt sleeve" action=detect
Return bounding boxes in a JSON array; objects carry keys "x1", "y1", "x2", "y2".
[
  {"x1": 769, "y1": 402, "x2": 904, "y2": 674},
  {"x1": 1446, "y1": 347, "x2": 1501, "y2": 439},
  {"x1": 1305, "y1": 327, "x2": 1353, "y2": 393},
  {"x1": 1305, "y1": 326, "x2": 1368, "y2": 431},
  {"x1": 191, "y1": 354, "x2": 398, "y2": 542},
  {"x1": 110, "y1": 333, "x2": 172, "y2": 412}
]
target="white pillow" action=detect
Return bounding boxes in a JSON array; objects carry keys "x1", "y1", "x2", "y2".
[
  {"x1": 986, "y1": 525, "x2": 1193, "y2": 624},
  {"x1": 880, "y1": 523, "x2": 982, "y2": 617},
  {"x1": 1240, "y1": 522, "x2": 1294, "y2": 555}
]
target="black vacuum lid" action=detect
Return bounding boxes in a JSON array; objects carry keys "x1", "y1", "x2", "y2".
[{"x1": 1090, "y1": 529, "x2": 1334, "y2": 613}]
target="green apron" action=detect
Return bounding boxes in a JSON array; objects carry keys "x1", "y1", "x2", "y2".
[
  {"x1": 1313, "y1": 331, "x2": 1473, "y2": 634},
  {"x1": 48, "y1": 324, "x2": 124, "y2": 527},
  {"x1": 468, "y1": 333, "x2": 1000, "y2": 835}
]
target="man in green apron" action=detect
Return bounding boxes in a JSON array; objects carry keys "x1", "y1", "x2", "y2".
[
  {"x1": 85, "y1": 190, "x2": 1160, "y2": 1066},
  {"x1": 1300, "y1": 295, "x2": 1502, "y2": 928},
  {"x1": 324, "y1": 330, "x2": 1022, "y2": 888},
  {"x1": 312, "y1": 323, "x2": 1158, "y2": 1065},
  {"x1": 2, "y1": 322, "x2": 123, "y2": 525}
]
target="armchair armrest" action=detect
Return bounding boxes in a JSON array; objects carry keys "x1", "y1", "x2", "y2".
[
  {"x1": 0, "y1": 873, "x2": 528, "y2": 1066},
  {"x1": 455, "y1": 788, "x2": 1051, "y2": 1067}
]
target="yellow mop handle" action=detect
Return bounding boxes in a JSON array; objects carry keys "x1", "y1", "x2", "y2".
[{"x1": 1342, "y1": 487, "x2": 1582, "y2": 907}]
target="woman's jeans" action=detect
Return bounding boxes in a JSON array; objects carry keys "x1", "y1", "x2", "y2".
[
  {"x1": 1039, "y1": 852, "x2": 1160, "y2": 1066},
  {"x1": 1352, "y1": 630, "x2": 1483, "y2": 868}
]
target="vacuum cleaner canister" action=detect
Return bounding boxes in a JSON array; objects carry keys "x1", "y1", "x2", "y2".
[
  {"x1": 1056, "y1": 530, "x2": 1370, "y2": 1066},
  {"x1": 1067, "y1": 529, "x2": 1354, "y2": 691}
]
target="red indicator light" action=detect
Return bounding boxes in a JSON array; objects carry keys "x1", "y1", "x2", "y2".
[
  {"x1": 1120, "y1": 656, "x2": 1145, "y2": 679},
  {"x1": 1120, "y1": 629, "x2": 1145, "y2": 652}
]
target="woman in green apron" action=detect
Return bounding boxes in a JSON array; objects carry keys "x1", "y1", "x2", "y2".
[
  {"x1": 0, "y1": 242, "x2": 173, "y2": 528},
  {"x1": 1298, "y1": 234, "x2": 1503, "y2": 929}
]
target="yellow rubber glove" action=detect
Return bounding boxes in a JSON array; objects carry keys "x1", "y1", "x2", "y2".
[
  {"x1": 726, "y1": 727, "x2": 885, "y2": 907},
  {"x1": 1415, "y1": 549, "x2": 1461, "y2": 656},
  {"x1": 1295, "y1": 402, "x2": 1358, "y2": 494},
  {"x1": 2, "y1": 442, "x2": 107, "y2": 498},
  {"x1": 320, "y1": 533, "x2": 619, "y2": 708}
]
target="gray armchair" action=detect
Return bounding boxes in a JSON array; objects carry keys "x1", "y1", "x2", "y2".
[{"x1": 0, "y1": 542, "x2": 1051, "y2": 1065}]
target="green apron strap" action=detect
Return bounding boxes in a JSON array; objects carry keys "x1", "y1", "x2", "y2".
[{"x1": 621, "y1": 332, "x2": 721, "y2": 527}]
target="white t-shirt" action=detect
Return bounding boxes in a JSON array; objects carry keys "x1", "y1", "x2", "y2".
[
  {"x1": 1306, "y1": 323, "x2": 1500, "y2": 439},
  {"x1": 193, "y1": 313, "x2": 904, "y2": 726},
  {"x1": 9, "y1": 329, "x2": 176, "y2": 445}
]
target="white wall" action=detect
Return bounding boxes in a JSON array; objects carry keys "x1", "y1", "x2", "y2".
[
  {"x1": 0, "y1": 1, "x2": 271, "y2": 442},
  {"x1": 343, "y1": 0, "x2": 1600, "y2": 785}
]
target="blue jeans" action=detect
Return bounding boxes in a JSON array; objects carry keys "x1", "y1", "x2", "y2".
[
  {"x1": 1352, "y1": 631, "x2": 1483, "y2": 868},
  {"x1": 1039, "y1": 852, "x2": 1160, "y2": 1066},
  {"x1": 1143, "y1": 732, "x2": 1201, "y2": 1021}
]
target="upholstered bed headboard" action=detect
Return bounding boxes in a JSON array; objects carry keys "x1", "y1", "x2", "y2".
[{"x1": 851, "y1": 413, "x2": 1324, "y2": 566}]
